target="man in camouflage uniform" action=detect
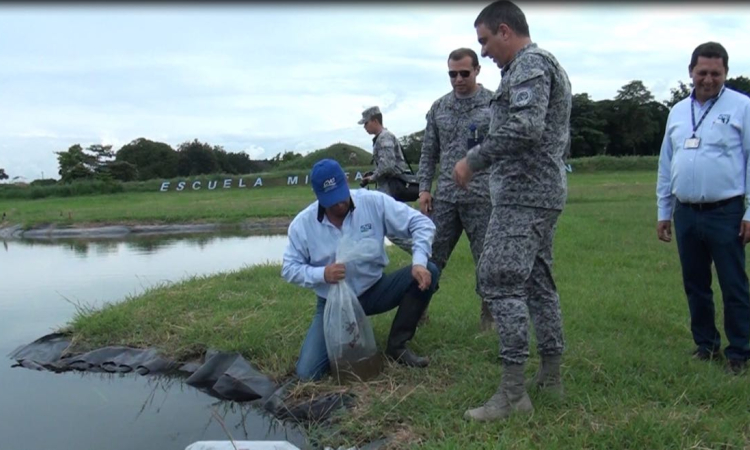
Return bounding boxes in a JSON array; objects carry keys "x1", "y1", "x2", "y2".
[
  {"x1": 359, "y1": 106, "x2": 413, "y2": 254},
  {"x1": 453, "y1": 0, "x2": 572, "y2": 421},
  {"x1": 417, "y1": 47, "x2": 494, "y2": 331}
]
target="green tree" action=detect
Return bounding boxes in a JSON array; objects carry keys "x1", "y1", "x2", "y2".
[
  {"x1": 727, "y1": 75, "x2": 750, "y2": 97},
  {"x1": 116, "y1": 138, "x2": 178, "y2": 181},
  {"x1": 30, "y1": 178, "x2": 56, "y2": 187},
  {"x1": 282, "y1": 150, "x2": 303, "y2": 163},
  {"x1": 88, "y1": 144, "x2": 115, "y2": 162},
  {"x1": 399, "y1": 129, "x2": 424, "y2": 167},
  {"x1": 56, "y1": 144, "x2": 121, "y2": 183},
  {"x1": 56, "y1": 144, "x2": 97, "y2": 182},
  {"x1": 602, "y1": 81, "x2": 663, "y2": 156},
  {"x1": 224, "y1": 151, "x2": 256, "y2": 174},
  {"x1": 176, "y1": 139, "x2": 219, "y2": 176},
  {"x1": 569, "y1": 93, "x2": 609, "y2": 157},
  {"x1": 664, "y1": 80, "x2": 691, "y2": 109},
  {"x1": 268, "y1": 151, "x2": 303, "y2": 167},
  {"x1": 107, "y1": 161, "x2": 138, "y2": 182},
  {"x1": 616, "y1": 80, "x2": 654, "y2": 104},
  {"x1": 212, "y1": 146, "x2": 257, "y2": 174},
  {"x1": 213, "y1": 146, "x2": 233, "y2": 174},
  {"x1": 0, "y1": 168, "x2": 8, "y2": 181}
]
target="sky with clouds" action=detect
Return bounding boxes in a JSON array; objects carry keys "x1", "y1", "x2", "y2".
[{"x1": 1, "y1": 2, "x2": 749, "y2": 181}]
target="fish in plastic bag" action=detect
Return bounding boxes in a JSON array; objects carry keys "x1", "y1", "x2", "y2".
[{"x1": 323, "y1": 236, "x2": 381, "y2": 379}]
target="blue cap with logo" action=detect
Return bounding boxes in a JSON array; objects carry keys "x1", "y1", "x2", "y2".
[{"x1": 311, "y1": 159, "x2": 350, "y2": 208}]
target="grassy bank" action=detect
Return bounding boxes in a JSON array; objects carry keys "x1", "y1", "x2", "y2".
[
  {"x1": 62, "y1": 170, "x2": 750, "y2": 449},
  {"x1": 0, "y1": 159, "x2": 656, "y2": 229},
  {"x1": 0, "y1": 165, "x2": 374, "y2": 200},
  {"x1": 0, "y1": 155, "x2": 656, "y2": 203},
  {"x1": 0, "y1": 180, "x2": 369, "y2": 228}
]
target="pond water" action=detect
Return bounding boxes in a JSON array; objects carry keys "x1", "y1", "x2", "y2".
[{"x1": 0, "y1": 233, "x2": 310, "y2": 450}]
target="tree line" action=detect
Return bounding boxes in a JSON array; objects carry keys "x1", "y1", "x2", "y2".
[
  {"x1": 400, "y1": 77, "x2": 750, "y2": 163},
  {"x1": 51, "y1": 139, "x2": 305, "y2": 184},
  {"x1": 3, "y1": 77, "x2": 748, "y2": 185}
]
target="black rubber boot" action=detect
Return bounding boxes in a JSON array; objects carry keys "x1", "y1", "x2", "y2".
[{"x1": 385, "y1": 291, "x2": 430, "y2": 368}]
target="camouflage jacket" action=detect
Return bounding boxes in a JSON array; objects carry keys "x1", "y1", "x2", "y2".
[
  {"x1": 466, "y1": 43, "x2": 572, "y2": 211},
  {"x1": 371, "y1": 127, "x2": 410, "y2": 182},
  {"x1": 418, "y1": 86, "x2": 494, "y2": 204}
]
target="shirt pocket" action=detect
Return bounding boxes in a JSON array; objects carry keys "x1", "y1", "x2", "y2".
[
  {"x1": 702, "y1": 122, "x2": 730, "y2": 148},
  {"x1": 356, "y1": 223, "x2": 377, "y2": 240}
]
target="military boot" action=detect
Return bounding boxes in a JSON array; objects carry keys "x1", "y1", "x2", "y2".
[
  {"x1": 480, "y1": 301, "x2": 496, "y2": 332},
  {"x1": 526, "y1": 354, "x2": 564, "y2": 398},
  {"x1": 464, "y1": 363, "x2": 533, "y2": 421},
  {"x1": 385, "y1": 292, "x2": 430, "y2": 368}
]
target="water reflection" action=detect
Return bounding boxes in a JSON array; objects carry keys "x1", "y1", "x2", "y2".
[
  {"x1": 0, "y1": 231, "x2": 308, "y2": 450},
  {"x1": 3, "y1": 230, "x2": 283, "y2": 257}
]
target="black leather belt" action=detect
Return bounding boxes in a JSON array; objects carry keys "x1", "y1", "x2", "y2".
[{"x1": 680, "y1": 195, "x2": 743, "y2": 211}]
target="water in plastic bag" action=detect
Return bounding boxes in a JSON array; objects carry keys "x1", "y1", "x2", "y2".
[{"x1": 323, "y1": 236, "x2": 382, "y2": 382}]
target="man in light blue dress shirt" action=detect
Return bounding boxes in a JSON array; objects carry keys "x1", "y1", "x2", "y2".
[
  {"x1": 657, "y1": 41, "x2": 750, "y2": 375},
  {"x1": 282, "y1": 159, "x2": 441, "y2": 381}
]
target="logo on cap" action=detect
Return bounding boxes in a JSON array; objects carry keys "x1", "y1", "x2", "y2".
[{"x1": 323, "y1": 177, "x2": 337, "y2": 190}]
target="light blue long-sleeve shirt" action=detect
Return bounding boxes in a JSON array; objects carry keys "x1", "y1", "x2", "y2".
[
  {"x1": 281, "y1": 188, "x2": 435, "y2": 299},
  {"x1": 657, "y1": 86, "x2": 750, "y2": 221}
]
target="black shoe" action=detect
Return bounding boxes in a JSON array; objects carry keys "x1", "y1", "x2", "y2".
[
  {"x1": 385, "y1": 347, "x2": 429, "y2": 368},
  {"x1": 386, "y1": 291, "x2": 431, "y2": 366},
  {"x1": 727, "y1": 359, "x2": 748, "y2": 375},
  {"x1": 691, "y1": 348, "x2": 721, "y2": 361}
]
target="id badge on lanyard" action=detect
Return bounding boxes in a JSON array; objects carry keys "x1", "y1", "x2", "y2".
[
  {"x1": 686, "y1": 87, "x2": 724, "y2": 150},
  {"x1": 684, "y1": 137, "x2": 700, "y2": 149}
]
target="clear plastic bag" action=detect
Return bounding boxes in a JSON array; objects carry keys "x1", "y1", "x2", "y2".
[{"x1": 323, "y1": 236, "x2": 381, "y2": 379}]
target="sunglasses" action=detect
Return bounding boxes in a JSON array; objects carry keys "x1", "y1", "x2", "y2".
[{"x1": 448, "y1": 70, "x2": 472, "y2": 78}]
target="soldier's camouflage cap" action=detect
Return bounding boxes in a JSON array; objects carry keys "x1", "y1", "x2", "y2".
[{"x1": 357, "y1": 106, "x2": 381, "y2": 124}]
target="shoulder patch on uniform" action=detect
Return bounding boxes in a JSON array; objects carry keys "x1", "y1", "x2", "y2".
[
  {"x1": 512, "y1": 87, "x2": 533, "y2": 107},
  {"x1": 510, "y1": 67, "x2": 545, "y2": 87}
]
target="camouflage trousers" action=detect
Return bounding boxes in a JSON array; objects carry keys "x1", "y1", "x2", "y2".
[
  {"x1": 478, "y1": 204, "x2": 565, "y2": 365},
  {"x1": 429, "y1": 199, "x2": 491, "y2": 297},
  {"x1": 386, "y1": 235, "x2": 413, "y2": 255}
]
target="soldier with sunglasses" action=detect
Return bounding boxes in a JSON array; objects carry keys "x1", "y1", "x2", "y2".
[{"x1": 417, "y1": 48, "x2": 494, "y2": 330}]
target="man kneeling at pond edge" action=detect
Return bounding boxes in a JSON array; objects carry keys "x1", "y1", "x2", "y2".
[{"x1": 281, "y1": 159, "x2": 441, "y2": 381}]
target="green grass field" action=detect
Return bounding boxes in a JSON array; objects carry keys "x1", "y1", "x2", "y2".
[
  {"x1": 42, "y1": 170, "x2": 750, "y2": 448},
  {"x1": 0, "y1": 181, "x2": 351, "y2": 227}
]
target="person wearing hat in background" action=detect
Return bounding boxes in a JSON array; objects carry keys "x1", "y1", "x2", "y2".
[
  {"x1": 359, "y1": 106, "x2": 411, "y2": 193},
  {"x1": 359, "y1": 105, "x2": 415, "y2": 255},
  {"x1": 281, "y1": 158, "x2": 441, "y2": 381}
]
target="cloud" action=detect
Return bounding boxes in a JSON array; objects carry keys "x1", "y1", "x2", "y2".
[
  {"x1": 1, "y1": 3, "x2": 750, "y2": 181},
  {"x1": 241, "y1": 145, "x2": 266, "y2": 159}
]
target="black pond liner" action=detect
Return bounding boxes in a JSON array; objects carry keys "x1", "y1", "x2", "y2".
[{"x1": 8, "y1": 332, "x2": 355, "y2": 425}]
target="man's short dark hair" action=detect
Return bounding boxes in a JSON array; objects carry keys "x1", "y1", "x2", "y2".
[
  {"x1": 372, "y1": 113, "x2": 383, "y2": 125},
  {"x1": 690, "y1": 41, "x2": 729, "y2": 72},
  {"x1": 448, "y1": 48, "x2": 479, "y2": 68},
  {"x1": 474, "y1": 0, "x2": 530, "y2": 37}
]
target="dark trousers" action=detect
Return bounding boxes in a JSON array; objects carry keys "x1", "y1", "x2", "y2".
[
  {"x1": 674, "y1": 197, "x2": 750, "y2": 361},
  {"x1": 296, "y1": 262, "x2": 440, "y2": 381}
]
